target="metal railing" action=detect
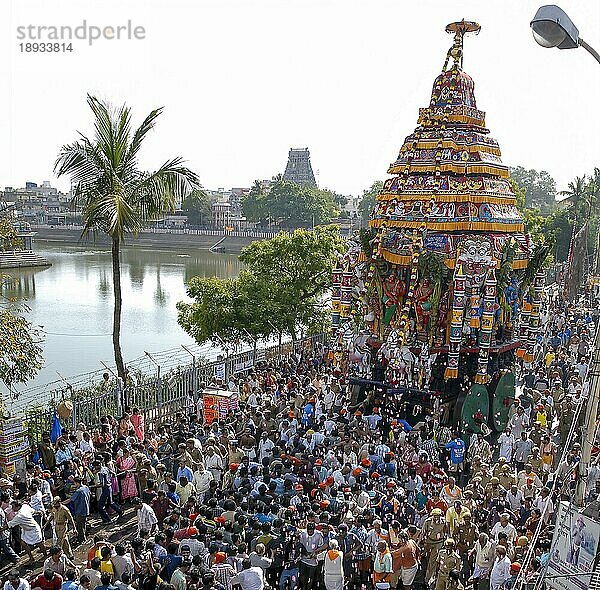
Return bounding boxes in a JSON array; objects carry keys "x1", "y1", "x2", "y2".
[
  {"x1": 30, "y1": 223, "x2": 288, "y2": 239},
  {"x1": 21, "y1": 333, "x2": 325, "y2": 447}
]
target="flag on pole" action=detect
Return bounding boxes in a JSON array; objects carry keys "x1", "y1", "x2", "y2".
[
  {"x1": 50, "y1": 412, "x2": 62, "y2": 444},
  {"x1": 32, "y1": 449, "x2": 41, "y2": 467}
]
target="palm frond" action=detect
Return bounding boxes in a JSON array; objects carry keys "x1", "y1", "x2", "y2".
[
  {"x1": 81, "y1": 191, "x2": 141, "y2": 239},
  {"x1": 131, "y1": 158, "x2": 200, "y2": 219},
  {"x1": 86, "y1": 95, "x2": 119, "y2": 167},
  {"x1": 521, "y1": 242, "x2": 554, "y2": 291},
  {"x1": 55, "y1": 138, "x2": 102, "y2": 184},
  {"x1": 124, "y1": 108, "x2": 163, "y2": 169}
]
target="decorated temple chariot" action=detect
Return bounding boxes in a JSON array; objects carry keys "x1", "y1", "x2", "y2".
[{"x1": 331, "y1": 21, "x2": 549, "y2": 436}]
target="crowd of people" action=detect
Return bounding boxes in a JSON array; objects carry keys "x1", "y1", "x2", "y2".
[{"x1": 0, "y1": 292, "x2": 597, "y2": 590}]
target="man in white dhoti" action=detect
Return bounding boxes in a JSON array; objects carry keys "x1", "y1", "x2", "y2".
[
  {"x1": 323, "y1": 539, "x2": 344, "y2": 590},
  {"x1": 8, "y1": 500, "x2": 47, "y2": 564}
]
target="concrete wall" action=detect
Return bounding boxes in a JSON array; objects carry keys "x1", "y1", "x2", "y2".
[{"x1": 32, "y1": 227, "x2": 264, "y2": 253}]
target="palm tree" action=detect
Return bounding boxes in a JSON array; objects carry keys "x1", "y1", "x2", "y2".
[
  {"x1": 559, "y1": 175, "x2": 591, "y2": 217},
  {"x1": 587, "y1": 169, "x2": 600, "y2": 275},
  {"x1": 55, "y1": 95, "x2": 199, "y2": 383}
]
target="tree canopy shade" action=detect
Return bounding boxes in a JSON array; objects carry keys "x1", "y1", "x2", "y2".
[
  {"x1": 510, "y1": 168, "x2": 600, "y2": 266},
  {"x1": 0, "y1": 215, "x2": 43, "y2": 392},
  {"x1": 0, "y1": 309, "x2": 43, "y2": 391},
  {"x1": 177, "y1": 226, "x2": 346, "y2": 344},
  {"x1": 0, "y1": 217, "x2": 23, "y2": 251},
  {"x1": 241, "y1": 177, "x2": 341, "y2": 227},
  {"x1": 358, "y1": 180, "x2": 384, "y2": 226},
  {"x1": 181, "y1": 189, "x2": 214, "y2": 227},
  {"x1": 509, "y1": 166, "x2": 557, "y2": 213},
  {"x1": 55, "y1": 95, "x2": 199, "y2": 381}
]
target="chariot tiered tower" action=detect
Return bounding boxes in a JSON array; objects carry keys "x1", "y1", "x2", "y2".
[{"x1": 333, "y1": 22, "x2": 545, "y2": 434}]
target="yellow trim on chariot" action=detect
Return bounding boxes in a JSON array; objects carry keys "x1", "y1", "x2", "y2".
[
  {"x1": 381, "y1": 251, "x2": 414, "y2": 265},
  {"x1": 369, "y1": 219, "x2": 525, "y2": 232},
  {"x1": 443, "y1": 257, "x2": 530, "y2": 270},
  {"x1": 418, "y1": 113, "x2": 486, "y2": 126},
  {"x1": 377, "y1": 192, "x2": 516, "y2": 205},
  {"x1": 387, "y1": 163, "x2": 509, "y2": 177},
  {"x1": 399, "y1": 140, "x2": 501, "y2": 157}
]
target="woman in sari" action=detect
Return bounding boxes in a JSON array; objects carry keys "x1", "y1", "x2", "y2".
[
  {"x1": 116, "y1": 449, "x2": 138, "y2": 502},
  {"x1": 118, "y1": 412, "x2": 133, "y2": 439},
  {"x1": 130, "y1": 408, "x2": 145, "y2": 443}
]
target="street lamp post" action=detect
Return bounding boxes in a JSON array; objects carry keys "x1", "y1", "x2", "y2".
[
  {"x1": 530, "y1": 5, "x2": 600, "y2": 64},
  {"x1": 530, "y1": 5, "x2": 600, "y2": 506}
]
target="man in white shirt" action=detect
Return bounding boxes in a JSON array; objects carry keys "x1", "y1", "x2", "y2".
[
  {"x1": 3, "y1": 571, "x2": 30, "y2": 590},
  {"x1": 78, "y1": 433, "x2": 95, "y2": 458},
  {"x1": 204, "y1": 447, "x2": 224, "y2": 483},
  {"x1": 28, "y1": 485, "x2": 46, "y2": 521},
  {"x1": 505, "y1": 485, "x2": 524, "y2": 511},
  {"x1": 112, "y1": 544, "x2": 136, "y2": 581},
  {"x1": 490, "y1": 546, "x2": 511, "y2": 590},
  {"x1": 133, "y1": 498, "x2": 158, "y2": 534},
  {"x1": 575, "y1": 359, "x2": 589, "y2": 380},
  {"x1": 490, "y1": 514, "x2": 517, "y2": 545},
  {"x1": 193, "y1": 464, "x2": 213, "y2": 501},
  {"x1": 510, "y1": 408, "x2": 529, "y2": 438},
  {"x1": 533, "y1": 487, "x2": 555, "y2": 525},
  {"x1": 469, "y1": 532, "x2": 495, "y2": 585},
  {"x1": 257, "y1": 433, "x2": 274, "y2": 463},
  {"x1": 230, "y1": 559, "x2": 264, "y2": 590},
  {"x1": 497, "y1": 429, "x2": 515, "y2": 462},
  {"x1": 299, "y1": 522, "x2": 324, "y2": 588}
]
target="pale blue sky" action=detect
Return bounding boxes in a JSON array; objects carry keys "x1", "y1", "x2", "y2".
[{"x1": 2, "y1": 0, "x2": 599, "y2": 197}]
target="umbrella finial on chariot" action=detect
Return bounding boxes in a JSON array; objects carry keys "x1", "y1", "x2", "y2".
[{"x1": 443, "y1": 20, "x2": 481, "y2": 71}]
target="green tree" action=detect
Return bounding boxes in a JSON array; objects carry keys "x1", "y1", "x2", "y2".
[
  {"x1": 559, "y1": 175, "x2": 587, "y2": 209},
  {"x1": 242, "y1": 178, "x2": 340, "y2": 227},
  {"x1": 0, "y1": 216, "x2": 23, "y2": 251},
  {"x1": 358, "y1": 180, "x2": 383, "y2": 226},
  {"x1": 176, "y1": 277, "x2": 243, "y2": 344},
  {"x1": 55, "y1": 95, "x2": 199, "y2": 381},
  {"x1": 509, "y1": 178, "x2": 526, "y2": 211},
  {"x1": 241, "y1": 180, "x2": 270, "y2": 225},
  {"x1": 177, "y1": 225, "x2": 345, "y2": 344},
  {"x1": 0, "y1": 309, "x2": 44, "y2": 392},
  {"x1": 238, "y1": 225, "x2": 345, "y2": 338},
  {"x1": 0, "y1": 215, "x2": 43, "y2": 393},
  {"x1": 181, "y1": 189, "x2": 213, "y2": 227},
  {"x1": 559, "y1": 175, "x2": 597, "y2": 220},
  {"x1": 509, "y1": 166, "x2": 557, "y2": 213},
  {"x1": 176, "y1": 273, "x2": 283, "y2": 346}
]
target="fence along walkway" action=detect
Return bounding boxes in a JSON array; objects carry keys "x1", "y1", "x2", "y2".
[{"x1": 22, "y1": 334, "x2": 325, "y2": 447}]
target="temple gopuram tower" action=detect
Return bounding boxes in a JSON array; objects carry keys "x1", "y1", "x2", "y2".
[
  {"x1": 332, "y1": 22, "x2": 547, "y2": 435},
  {"x1": 283, "y1": 148, "x2": 317, "y2": 186}
]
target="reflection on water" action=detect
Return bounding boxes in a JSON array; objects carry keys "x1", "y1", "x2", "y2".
[
  {"x1": 2, "y1": 242, "x2": 242, "y2": 390},
  {"x1": 3, "y1": 269, "x2": 41, "y2": 299},
  {"x1": 154, "y1": 266, "x2": 168, "y2": 307}
]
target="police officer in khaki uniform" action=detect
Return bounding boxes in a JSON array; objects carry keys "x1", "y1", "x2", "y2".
[
  {"x1": 527, "y1": 451, "x2": 545, "y2": 482},
  {"x1": 464, "y1": 477, "x2": 484, "y2": 501},
  {"x1": 421, "y1": 508, "x2": 448, "y2": 582},
  {"x1": 476, "y1": 464, "x2": 492, "y2": 488},
  {"x1": 48, "y1": 496, "x2": 76, "y2": 559},
  {"x1": 492, "y1": 457, "x2": 508, "y2": 478},
  {"x1": 498, "y1": 465, "x2": 516, "y2": 490},
  {"x1": 453, "y1": 512, "x2": 477, "y2": 556},
  {"x1": 484, "y1": 477, "x2": 503, "y2": 502},
  {"x1": 434, "y1": 538, "x2": 462, "y2": 590}
]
